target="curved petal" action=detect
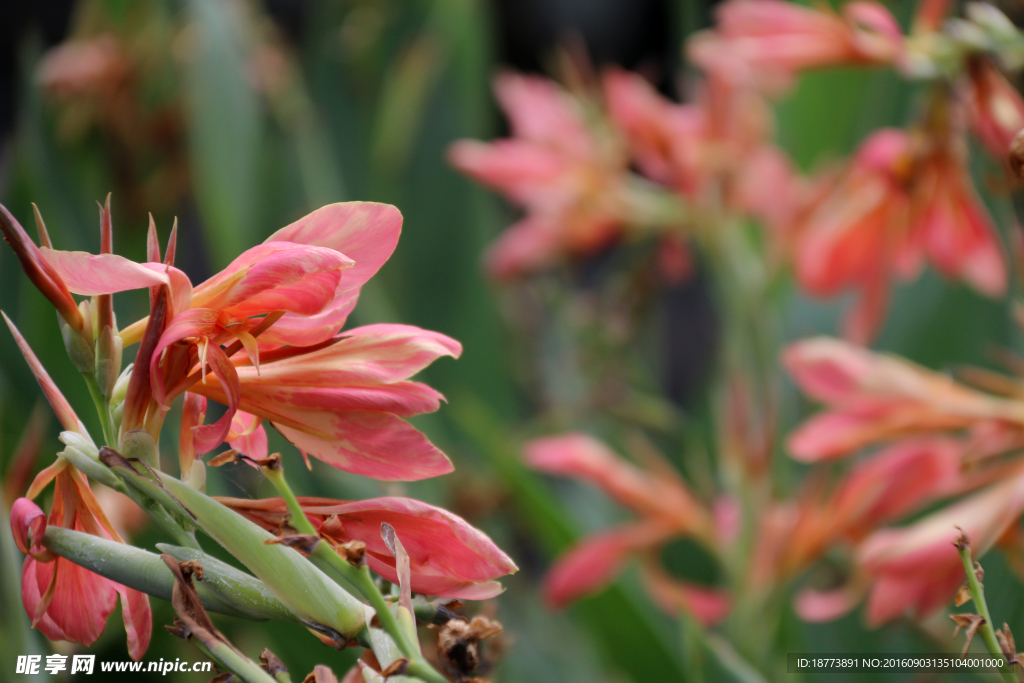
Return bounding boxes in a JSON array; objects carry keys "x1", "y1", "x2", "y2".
[
  {"x1": 149, "y1": 309, "x2": 224, "y2": 407},
  {"x1": 11, "y1": 497, "x2": 48, "y2": 556},
  {"x1": 493, "y1": 72, "x2": 591, "y2": 156},
  {"x1": 24, "y1": 555, "x2": 118, "y2": 647},
  {"x1": 272, "y1": 413, "x2": 452, "y2": 482},
  {"x1": 543, "y1": 523, "x2": 672, "y2": 608},
  {"x1": 116, "y1": 585, "x2": 152, "y2": 661},
  {"x1": 227, "y1": 411, "x2": 268, "y2": 461},
  {"x1": 318, "y1": 496, "x2": 517, "y2": 598},
  {"x1": 189, "y1": 341, "x2": 240, "y2": 455},
  {"x1": 237, "y1": 324, "x2": 462, "y2": 387},
  {"x1": 263, "y1": 203, "x2": 403, "y2": 346},
  {"x1": 191, "y1": 242, "x2": 350, "y2": 317},
  {"x1": 526, "y1": 433, "x2": 703, "y2": 526},
  {"x1": 179, "y1": 393, "x2": 207, "y2": 476},
  {"x1": 39, "y1": 249, "x2": 168, "y2": 295}
]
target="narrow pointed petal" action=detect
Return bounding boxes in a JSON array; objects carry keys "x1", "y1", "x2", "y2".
[
  {"x1": 189, "y1": 341, "x2": 240, "y2": 455},
  {"x1": 0, "y1": 205, "x2": 83, "y2": 330},
  {"x1": 116, "y1": 585, "x2": 152, "y2": 661},
  {"x1": 526, "y1": 433, "x2": 707, "y2": 530},
  {"x1": 3, "y1": 313, "x2": 88, "y2": 435},
  {"x1": 543, "y1": 523, "x2": 673, "y2": 608},
  {"x1": 272, "y1": 412, "x2": 452, "y2": 481},
  {"x1": 40, "y1": 248, "x2": 169, "y2": 295},
  {"x1": 493, "y1": 72, "x2": 591, "y2": 155},
  {"x1": 179, "y1": 393, "x2": 206, "y2": 476},
  {"x1": 239, "y1": 324, "x2": 461, "y2": 386}
]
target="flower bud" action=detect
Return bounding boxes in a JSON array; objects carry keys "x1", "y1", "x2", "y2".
[
  {"x1": 119, "y1": 429, "x2": 160, "y2": 470},
  {"x1": 60, "y1": 311, "x2": 95, "y2": 374}
]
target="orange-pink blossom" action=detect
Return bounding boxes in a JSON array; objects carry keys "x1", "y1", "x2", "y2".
[
  {"x1": 525, "y1": 433, "x2": 728, "y2": 624},
  {"x1": 217, "y1": 495, "x2": 517, "y2": 600},
  {"x1": 448, "y1": 73, "x2": 628, "y2": 279}
]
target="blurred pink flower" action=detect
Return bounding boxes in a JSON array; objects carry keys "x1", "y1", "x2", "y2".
[
  {"x1": 689, "y1": 0, "x2": 903, "y2": 91},
  {"x1": 448, "y1": 73, "x2": 628, "y2": 279},
  {"x1": 858, "y1": 467, "x2": 1024, "y2": 625},
  {"x1": 524, "y1": 433, "x2": 727, "y2": 624},
  {"x1": 795, "y1": 129, "x2": 1005, "y2": 342},
  {"x1": 13, "y1": 467, "x2": 151, "y2": 659},
  {"x1": 784, "y1": 337, "x2": 1018, "y2": 461},
  {"x1": 966, "y1": 58, "x2": 1024, "y2": 165},
  {"x1": 218, "y1": 495, "x2": 517, "y2": 600}
]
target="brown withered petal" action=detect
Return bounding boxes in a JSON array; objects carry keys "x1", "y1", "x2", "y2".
[
  {"x1": 1010, "y1": 128, "x2": 1024, "y2": 180},
  {"x1": 259, "y1": 649, "x2": 287, "y2": 676},
  {"x1": 263, "y1": 534, "x2": 321, "y2": 555},
  {"x1": 165, "y1": 618, "x2": 190, "y2": 640},
  {"x1": 974, "y1": 561, "x2": 985, "y2": 583},
  {"x1": 955, "y1": 584, "x2": 973, "y2": 607},
  {"x1": 950, "y1": 613, "x2": 986, "y2": 655},
  {"x1": 208, "y1": 674, "x2": 234, "y2": 683},
  {"x1": 379, "y1": 659, "x2": 409, "y2": 677},
  {"x1": 181, "y1": 560, "x2": 204, "y2": 582},
  {"x1": 208, "y1": 450, "x2": 243, "y2": 467},
  {"x1": 256, "y1": 453, "x2": 282, "y2": 470},
  {"x1": 954, "y1": 527, "x2": 970, "y2": 551},
  {"x1": 997, "y1": 624, "x2": 1018, "y2": 664},
  {"x1": 336, "y1": 540, "x2": 366, "y2": 566},
  {"x1": 161, "y1": 554, "x2": 230, "y2": 651},
  {"x1": 121, "y1": 286, "x2": 167, "y2": 434},
  {"x1": 438, "y1": 616, "x2": 504, "y2": 676},
  {"x1": 301, "y1": 665, "x2": 339, "y2": 683}
]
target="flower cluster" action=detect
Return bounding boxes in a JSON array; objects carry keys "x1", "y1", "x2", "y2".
[
  {"x1": 450, "y1": 0, "x2": 1024, "y2": 669},
  {"x1": 3, "y1": 198, "x2": 514, "y2": 682}
]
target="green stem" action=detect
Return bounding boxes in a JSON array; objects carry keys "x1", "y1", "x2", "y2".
[
  {"x1": 192, "y1": 639, "x2": 277, "y2": 683},
  {"x1": 262, "y1": 464, "x2": 448, "y2": 683},
  {"x1": 83, "y1": 373, "x2": 115, "y2": 447},
  {"x1": 957, "y1": 545, "x2": 1017, "y2": 683}
]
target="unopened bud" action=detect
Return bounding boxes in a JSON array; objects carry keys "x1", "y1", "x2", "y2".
[
  {"x1": 1010, "y1": 128, "x2": 1024, "y2": 180},
  {"x1": 61, "y1": 313, "x2": 94, "y2": 374},
  {"x1": 95, "y1": 326, "x2": 123, "y2": 400},
  {"x1": 119, "y1": 429, "x2": 159, "y2": 470}
]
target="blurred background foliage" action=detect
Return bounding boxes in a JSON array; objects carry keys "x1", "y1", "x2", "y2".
[{"x1": 0, "y1": 0, "x2": 1022, "y2": 681}]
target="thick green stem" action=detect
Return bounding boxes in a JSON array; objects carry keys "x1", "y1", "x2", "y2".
[
  {"x1": 262, "y1": 464, "x2": 448, "y2": 683},
  {"x1": 957, "y1": 545, "x2": 1017, "y2": 683},
  {"x1": 83, "y1": 373, "x2": 116, "y2": 447}
]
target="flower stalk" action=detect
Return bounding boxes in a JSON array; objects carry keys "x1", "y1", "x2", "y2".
[
  {"x1": 259, "y1": 457, "x2": 449, "y2": 683},
  {"x1": 955, "y1": 540, "x2": 1016, "y2": 683}
]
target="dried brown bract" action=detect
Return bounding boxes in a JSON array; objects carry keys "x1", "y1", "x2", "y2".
[{"x1": 438, "y1": 616, "x2": 504, "y2": 679}]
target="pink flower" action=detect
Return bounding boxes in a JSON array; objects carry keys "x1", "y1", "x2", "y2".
[
  {"x1": 784, "y1": 337, "x2": 1016, "y2": 460},
  {"x1": 689, "y1": 0, "x2": 903, "y2": 92},
  {"x1": 12, "y1": 467, "x2": 152, "y2": 659},
  {"x1": 795, "y1": 129, "x2": 1005, "y2": 342},
  {"x1": 33, "y1": 201, "x2": 461, "y2": 481},
  {"x1": 857, "y1": 467, "x2": 1024, "y2": 625},
  {"x1": 217, "y1": 495, "x2": 517, "y2": 600},
  {"x1": 190, "y1": 324, "x2": 461, "y2": 481},
  {"x1": 966, "y1": 58, "x2": 1024, "y2": 166},
  {"x1": 524, "y1": 433, "x2": 727, "y2": 624},
  {"x1": 448, "y1": 73, "x2": 628, "y2": 279}
]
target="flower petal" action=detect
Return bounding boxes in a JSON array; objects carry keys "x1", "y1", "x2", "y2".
[
  {"x1": 39, "y1": 249, "x2": 169, "y2": 295},
  {"x1": 11, "y1": 498, "x2": 48, "y2": 556},
  {"x1": 115, "y1": 585, "x2": 152, "y2": 661}
]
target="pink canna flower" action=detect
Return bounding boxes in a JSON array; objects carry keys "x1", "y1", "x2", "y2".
[
  {"x1": 448, "y1": 73, "x2": 628, "y2": 279},
  {"x1": 857, "y1": 466, "x2": 1024, "y2": 625},
  {"x1": 689, "y1": 0, "x2": 903, "y2": 92},
  {"x1": 216, "y1": 495, "x2": 517, "y2": 600},
  {"x1": 966, "y1": 58, "x2": 1024, "y2": 166},
  {"x1": 795, "y1": 128, "x2": 1005, "y2": 342},
  {"x1": 33, "y1": 201, "x2": 460, "y2": 481},
  {"x1": 784, "y1": 337, "x2": 1019, "y2": 461},
  {"x1": 525, "y1": 433, "x2": 727, "y2": 624},
  {"x1": 13, "y1": 466, "x2": 152, "y2": 659}
]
